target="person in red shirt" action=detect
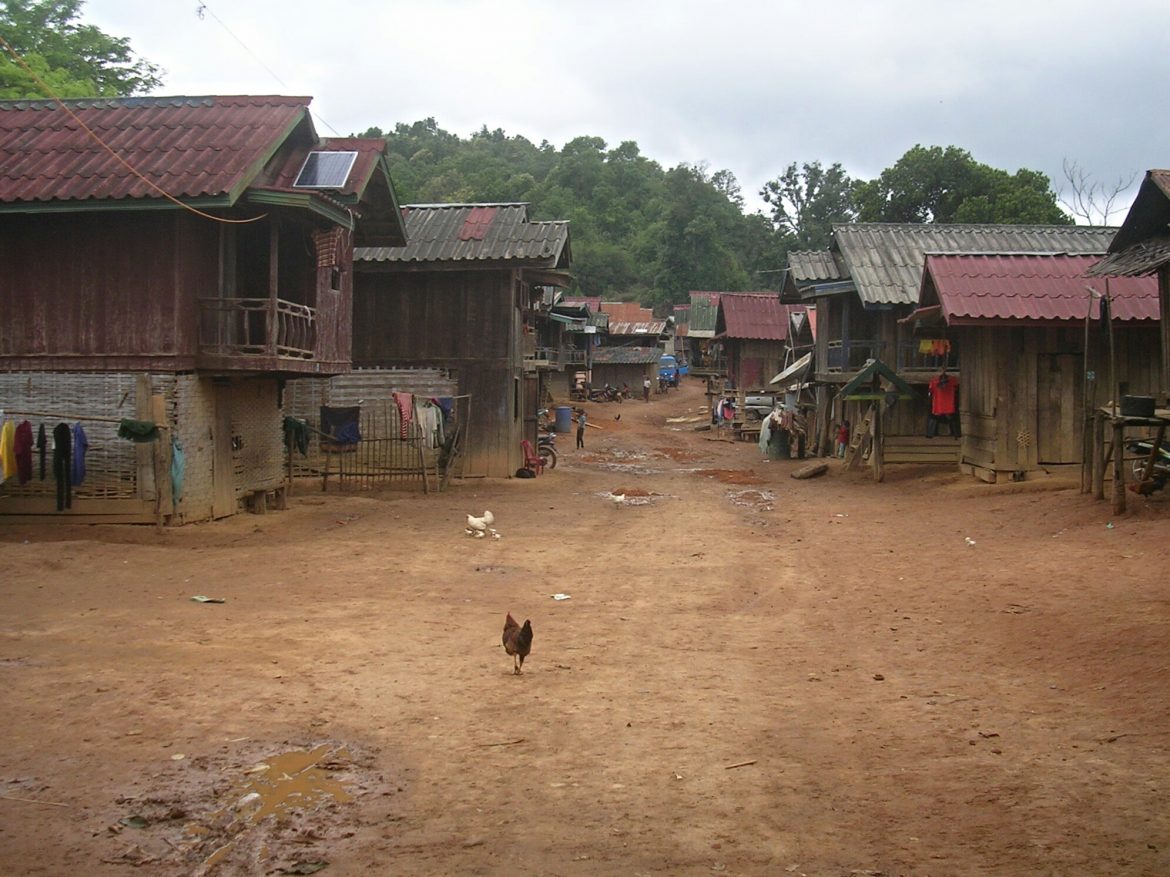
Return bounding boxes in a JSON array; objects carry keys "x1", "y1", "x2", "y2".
[{"x1": 927, "y1": 368, "x2": 960, "y2": 437}]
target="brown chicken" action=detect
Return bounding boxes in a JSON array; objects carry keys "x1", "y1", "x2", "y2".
[{"x1": 501, "y1": 613, "x2": 533, "y2": 675}]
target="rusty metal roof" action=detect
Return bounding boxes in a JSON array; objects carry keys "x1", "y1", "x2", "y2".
[
  {"x1": 833, "y1": 223, "x2": 1120, "y2": 307},
  {"x1": 0, "y1": 95, "x2": 315, "y2": 207},
  {"x1": 607, "y1": 320, "x2": 667, "y2": 336},
  {"x1": 600, "y1": 301, "x2": 654, "y2": 323},
  {"x1": 356, "y1": 203, "x2": 570, "y2": 267},
  {"x1": 717, "y1": 292, "x2": 793, "y2": 341},
  {"x1": 591, "y1": 346, "x2": 662, "y2": 365},
  {"x1": 923, "y1": 254, "x2": 1158, "y2": 324}
]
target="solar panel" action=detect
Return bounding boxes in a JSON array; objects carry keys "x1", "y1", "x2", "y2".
[{"x1": 293, "y1": 151, "x2": 358, "y2": 189}]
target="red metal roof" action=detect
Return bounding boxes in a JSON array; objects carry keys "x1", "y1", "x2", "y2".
[
  {"x1": 718, "y1": 292, "x2": 793, "y2": 341},
  {"x1": 923, "y1": 254, "x2": 1159, "y2": 324},
  {"x1": 600, "y1": 301, "x2": 655, "y2": 323},
  {"x1": 0, "y1": 95, "x2": 313, "y2": 206}
]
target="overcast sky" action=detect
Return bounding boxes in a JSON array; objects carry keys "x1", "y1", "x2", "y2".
[{"x1": 85, "y1": 0, "x2": 1170, "y2": 221}]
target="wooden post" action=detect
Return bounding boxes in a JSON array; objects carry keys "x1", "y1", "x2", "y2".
[
  {"x1": 1111, "y1": 417, "x2": 1126, "y2": 515},
  {"x1": 150, "y1": 393, "x2": 171, "y2": 527},
  {"x1": 872, "y1": 402, "x2": 884, "y2": 483},
  {"x1": 1092, "y1": 410, "x2": 1105, "y2": 501}
]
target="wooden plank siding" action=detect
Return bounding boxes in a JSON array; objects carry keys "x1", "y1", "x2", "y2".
[
  {"x1": 954, "y1": 324, "x2": 1161, "y2": 478},
  {"x1": 352, "y1": 268, "x2": 525, "y2": 478},
  {"x1": 0, "y1": 210, "x2": 352, "y2": 375}
]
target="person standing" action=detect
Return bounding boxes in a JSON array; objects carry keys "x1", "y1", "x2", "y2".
[
  {"x1": 927, "y1": 368, "x2": 960, "y2": 437},
  {"x1": 643, "y1": 376, "x2": 651, "y2": 402},
  {"x1": 835, "y1": 420, "x2": 850, "y2": 458},
  {"x1": 576, "y1": 408, "x2": 586, "y2": 449}
]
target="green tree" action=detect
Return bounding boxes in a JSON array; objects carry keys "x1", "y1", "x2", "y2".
[
  {"x1": 760, "y1": 160, "x2": 857, "y2": 250},
  {"x1": 0, "y1": 0, "x2": 162, "y2": 98},
  {"x1": 854, "y1": 145, "x2": 1070, "y2": 225}
]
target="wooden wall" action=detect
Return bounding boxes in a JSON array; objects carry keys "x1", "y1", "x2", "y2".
[
  {"x1": 957, "y1": 324, "x2": 1161, "y2": 475},
  {"x1": 352, "y1": 268, "x2": 524, "y2": 477},
  {"x1": 0, "y1": 212, "x2": 214, "y2": 369}
]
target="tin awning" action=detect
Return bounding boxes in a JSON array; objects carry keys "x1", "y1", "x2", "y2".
[{"x1": 769, "y1": 352, "x2": 812, "y2": 386}]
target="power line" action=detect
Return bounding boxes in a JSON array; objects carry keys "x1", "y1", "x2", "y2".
[
  {"x1": 194, "y1": 2, "x2": 343, "y2": 137},
  {"x1": 0, "y1": 34, "x2": 264, "y2": 225}
]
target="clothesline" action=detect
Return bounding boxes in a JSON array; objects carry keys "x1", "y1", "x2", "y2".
[{"x1": 0, "y1": 410, "x2": 170, "y2": 429}]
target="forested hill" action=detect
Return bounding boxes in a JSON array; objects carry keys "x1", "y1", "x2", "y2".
[
  {"x1": 361, "y1": 119, "x2": 1072, "y2": 310},
  {"x1": 362, "y1": 119, "x2": 786, "y2": 310}
]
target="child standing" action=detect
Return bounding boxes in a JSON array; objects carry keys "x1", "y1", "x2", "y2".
[
  {"x1": 576, "y1": 408, "x2": 586, "y2": 449},
  {"x1": 835, "y1": 420, "x2": 850, "y2": 458}
]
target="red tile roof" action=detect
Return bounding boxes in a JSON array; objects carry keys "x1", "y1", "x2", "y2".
[
  {"x1": 718, "y1": 292, "x2": 794, "y2": 341},
  {"x1": 0, "y1": 95, "x2": 314, "y2": 206},
  {"x1": 923, "y1": 254, "x2": 1158, "y2": 324}
]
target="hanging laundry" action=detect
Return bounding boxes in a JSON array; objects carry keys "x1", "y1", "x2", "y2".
[
  {"x1": 52, "y1": 422, "x2": 72, "y2": 511},
  {"x1": 14, "y1": 420, "x2": 33, "y2": 485},
  {"x1": 320, "y1": 406, "x2": 361, "y2": 445},
  {"x1": 919, "y1": 339, "x2": 933, "y2": 354},
  {"x1": 392, "y1": 392, "x2": 414, "y2": 439},
  {"x1": 36, "y1": 423, "x2": 46, "y2": 481},
  {"x1": 282, "y1": 416, "x2": 310, "y2": 455},
  {"x1": 434, "y1": 397, "x2": 454, "y2": 421},
  {"x1": 171, "y1": 437, "x2": 185, "y2": 505},
  {"x1": 0, "y1": 419, "x2": 15, "y2": 481},
  {"x1": 71, "y1": 423, "x2": 88, "y2": 487},
  {"x1": 118, "y1": 419, "x2": 159, "y2": 442}
]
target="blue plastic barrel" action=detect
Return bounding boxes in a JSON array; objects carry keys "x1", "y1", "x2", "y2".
[{"x1": 555, "y1": 405, "x2": 573, "y2": 433}]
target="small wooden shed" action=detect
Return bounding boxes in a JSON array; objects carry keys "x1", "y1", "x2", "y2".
[{"x1": 910, "y1": 253, "x2": 1159, "y2": 482}]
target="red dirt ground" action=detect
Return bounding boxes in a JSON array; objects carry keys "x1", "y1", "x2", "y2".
[{"x1": 1, "y1": 378, "x2": 1168, "y2": 876}]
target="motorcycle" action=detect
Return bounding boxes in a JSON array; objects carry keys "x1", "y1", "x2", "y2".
[
  {"x1": 1126, "y1": 436, "x2": 1170, "y2": 493},
  {"x1": 535, "y1": 409, "x2": 558, "y2": 469},
  {"x1": 588, "y1": 384, "x2": 623, "y2": 403}
]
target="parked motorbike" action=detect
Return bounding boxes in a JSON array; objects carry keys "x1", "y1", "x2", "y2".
[
  {"x1": 535, "y1": 409, "x2": 558, "y2": 469},
  {"x1": 538, "y1": 427, "x2": 558, "y2": 469},
  {"x1": 1126, "y1": 436, "x2": 1170, "y2": 493},
  {"x1": 588, "y1": 384, "x2": 623, "y2": 403}
]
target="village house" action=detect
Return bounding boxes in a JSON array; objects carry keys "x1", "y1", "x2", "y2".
[
  {"x1": 1085, "y1": 169, "x2": 1170, "y2": 509},
  {"x1": 684, "y1": 292, "x2": 723, "y2": 376},
  {"x1": 783, "y1": 223, "x2": 1120, "y2": 457},
  {"x1": 905, "y1": 253, "x2": 1158, "y2": 483},
  {"x1": 0, "y1": 95, "x2": 405, "y2": 523},
  {"x1": 351, "y1": 203, "x2": 572, "y2": 478},
  {"x1": 711, "y1": 293, "x2": 806, "y2": 391}
]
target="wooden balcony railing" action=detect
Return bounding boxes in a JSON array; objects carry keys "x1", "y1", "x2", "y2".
[
  {"x1": 199, "y1": 298, "x2": 316, "y2": 360},
  {"x1": 826, "y1": 339, "x2": 885, "y2": 373}
]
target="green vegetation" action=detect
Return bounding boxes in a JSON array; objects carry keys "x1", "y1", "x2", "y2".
[
  {"x1": 0, "y1": 0, "x2": 162, "y2": 98},
  {"x1": 373, "y1": 122, "x2": 1071, "y2": 307}
]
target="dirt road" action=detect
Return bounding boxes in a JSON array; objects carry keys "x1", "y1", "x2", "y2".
[{"x1": 1, "y1": 379, "x2": 1168, "y2": 876}]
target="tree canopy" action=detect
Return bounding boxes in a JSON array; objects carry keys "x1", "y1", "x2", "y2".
[
  {"x1": 852, "y1": 145, "x2": 1070, "y2": 225},
  {"x1": 0, "y1": 0, "x2": 162, "y2": 99}
]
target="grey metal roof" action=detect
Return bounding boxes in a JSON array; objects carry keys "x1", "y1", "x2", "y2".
[
  {"x1": 355, "y1": 203, "x2": 570, "y2": 266},
  {"x1": 591, "y1": 346, "x2": 662, "y2": 365},
  {"x1": 787, "y1": 250, "x2": 844, "y2": 284},
  {"x1": 832, "y1": 223, "x2": 1119, "y2": 307}
]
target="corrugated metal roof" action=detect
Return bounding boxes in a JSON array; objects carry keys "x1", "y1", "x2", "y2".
[
  {"x1": 1090, "y1": 170, "x2": 1170, "y2": 276},
  {"x1": 834, "y1": 223, "x2": 1120, "y2": 307},
  {"x1": 356, "y1": 203, "x2": 569, "y2": 266},
  {"x1": 924, "y1": 254, "x2": 1158, "y2": 324},
  {"x1": 788, "y1": 250, "x2": 844, "y2": 284},
  {"x1": 600, "y1": 301, "x2": 654, "y2": 322},
  {"x1": 0, "y1": 95, "x2": 314, "y2": 206},
  {"x1": 718, "y1": 292, "x2": 792, "y2": 341},
  {"x1": 607, "y1": 320, "x2": 666, "y2": 336},
  {"x1": 591, "y1": 346, "x2": 662, "y2": 365},
  {"x1": 562, "y1": 295, "x2": 601, "y2": 310},
  {"x1": 687, "y1": 291, "x2": 721, "y2": 338}
]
